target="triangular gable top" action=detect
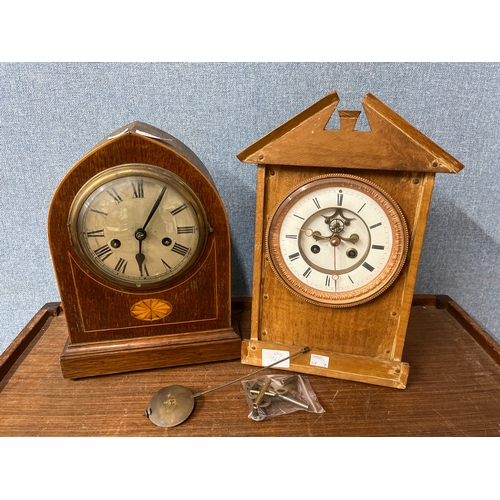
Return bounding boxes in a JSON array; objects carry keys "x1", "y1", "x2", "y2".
[{"x1": 237, "y1": 92, "x2": 464, "y2": 173}]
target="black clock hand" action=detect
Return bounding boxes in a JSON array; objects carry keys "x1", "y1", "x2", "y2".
[
  {"x1": 136, "y1": 240, "x2": 146, "y2": 276},
  {"x1": 135, "y1": 187, "x2": 166, "y2": 276},
  {"x1": 142, "y1": 187, "x2": 167, "y2": 230}
]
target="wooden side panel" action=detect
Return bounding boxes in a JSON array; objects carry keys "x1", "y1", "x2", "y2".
[
  {"x1": 249, "y1": 165, "x2": 267, "y2": 341},
  {"x1": 391, "y1": 172, "x2": 435, "y2": 359},
  {"x1": 0, "y1": 303, "x2": 60, "y2": 381}
]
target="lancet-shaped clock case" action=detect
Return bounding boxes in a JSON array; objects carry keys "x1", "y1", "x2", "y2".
[{"x1": 48, "y1": 122, "x2": 240, "y2": 378}]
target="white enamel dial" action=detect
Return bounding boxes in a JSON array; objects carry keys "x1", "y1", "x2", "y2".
[
  {"x1": 266, "y1": 174, "x2": 409, "y2": 307},
  {"x1": 68, "y1": 164, "x2": 209, "y2": 289}
]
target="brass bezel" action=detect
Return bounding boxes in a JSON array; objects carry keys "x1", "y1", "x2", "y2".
[
  {"x1": 265, "y1": 174, "x2": 409, "y2": 308},
  {"x1": 68, "y1": 163, "x2": 209, "y2": 290}
]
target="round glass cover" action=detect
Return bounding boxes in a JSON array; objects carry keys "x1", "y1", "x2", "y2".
[
  {"x1": 68, "y1": 164, "x2": 209, "y2": 289},
  {"x1": 266, "y1": 174, "x2": 409, "y2": 307}
]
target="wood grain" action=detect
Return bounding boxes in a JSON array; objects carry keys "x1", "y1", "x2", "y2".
[
  {"x1": 238, "y1": 92, "x2": 463, "y2": 388},
  {"x1": 48, "y1": 123, "x2": 239, "y2": 377},
  {"x1": 244, "y1": 165, "x2": 435, "y2": 387},
  {"x1": 237, "y1": 91, "x2": 464, "y2": 173},
  {"x1": 1, "y1": 297, "x2": 500, "y2": 437}
]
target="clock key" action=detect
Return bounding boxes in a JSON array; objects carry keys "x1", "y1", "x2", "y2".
[{"x1": 248, "y1": 379, "x2": 310, "y2": 411}]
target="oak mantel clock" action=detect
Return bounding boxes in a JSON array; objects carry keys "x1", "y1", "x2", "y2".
[
  {"x1": 49, "y1": 122, "x2": 240, "y2": 378},
  {"x1": 237, "y1": 92, "x2": 464, "y2": 389}
]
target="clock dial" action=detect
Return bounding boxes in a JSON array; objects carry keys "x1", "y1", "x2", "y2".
[
  {"x1": 68, "y1": 164, "x2": 208, "y2": 289},
  {"x1": 266, "y1": 174, "x2": 409, "y2": 307}
]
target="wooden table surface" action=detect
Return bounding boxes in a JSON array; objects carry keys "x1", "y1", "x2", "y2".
[{"x1": 1, "y1": 295, "x2": 500, "y2": 437}]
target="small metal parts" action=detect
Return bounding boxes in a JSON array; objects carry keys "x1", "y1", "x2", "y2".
[{"x1": 243, "y1": 374, "x2": 324, "y2": 422}]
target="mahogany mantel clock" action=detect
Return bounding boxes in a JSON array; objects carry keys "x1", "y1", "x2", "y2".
[
  {"x1": 48, "y1": 122, "x2": 240, "y2": 378},
  {"x1": 237, "y1": 92, "x2": 464, "y2": 389}
]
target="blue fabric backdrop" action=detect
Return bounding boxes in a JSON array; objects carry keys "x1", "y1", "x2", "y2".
[{"x1": 1, "y1": 62, "x2": 499, "y2": 353}]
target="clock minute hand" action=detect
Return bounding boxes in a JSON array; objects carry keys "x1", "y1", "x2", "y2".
[
  {"x1": 134, "y1": 187, "x2": 166, "y2": 277},
  {"x1": 142, "y1": 186, "x2": 167, "y2": 230},
  {"x1": 298, "y1": 228, "x2": 330, "y2": 241}
]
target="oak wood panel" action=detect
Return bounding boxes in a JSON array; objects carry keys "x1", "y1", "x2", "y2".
[{"x1": 1, "y1": 297, "x2": 500, "y2": 437}]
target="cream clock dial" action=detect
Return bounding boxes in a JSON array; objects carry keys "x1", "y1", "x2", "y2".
[
  {"x1": 266, "y1": 174, "x2": 409, "y2": 307},
  {"x1": 68, "y1": 163, "x2": 209, "y2": 289}
]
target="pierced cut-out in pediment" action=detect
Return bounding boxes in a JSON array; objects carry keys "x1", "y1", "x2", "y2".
[
  {"x1": 353, "y1": 110, "x2": 371, "y2": 131},
  {"x1": 324, "y1": 109, "x2": 341, "y2": 130},
  {"x1": 237, "y1": 91, "x2": 463, "y2": 173},
  {"x1": 325, "y1": 108, "x2": 371, "y2": 132}
]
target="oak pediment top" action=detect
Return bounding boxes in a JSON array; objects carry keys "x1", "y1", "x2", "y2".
[{"x1": 237, "y1": 91, "x2": 464, "y2": 173}]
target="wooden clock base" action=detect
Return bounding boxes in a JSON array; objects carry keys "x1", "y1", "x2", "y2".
[
  {"x1": 241, "y1": 339, "x2": 409, "y2": 389},
  {"x1": 60, "y1": 322, "x2": 241, "y2": 379}
]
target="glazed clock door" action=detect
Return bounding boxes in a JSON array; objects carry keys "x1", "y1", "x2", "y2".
[
  {"x1": 266, "y1": 174, "x2": 409, "y2": 307},
  {"x1": 68, "y1": 164, "x2": 209, "y2": 289}
]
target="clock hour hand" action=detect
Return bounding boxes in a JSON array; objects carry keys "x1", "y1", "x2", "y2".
[
  {"x1": 135, "y1": 244, "x2": 146, "y2": 276},
  {"x1": 135, "y1": 253, "x2": 146, "y2": 276},
  {"x1": 338, "y1": 233, "x2": 359, "y2": 244}
]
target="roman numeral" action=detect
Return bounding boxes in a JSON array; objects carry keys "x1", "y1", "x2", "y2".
[
  {"x1": 94, "y1": 245, "x2": 113, "y2": 261},
  {"x1": 288, "y1": 252, "x2": 301, "y2": 261},
  {"x1": 177, "y1": 226, "x2": 195, "y2": 234},
  {"x1": 293, "y1": 214, "x2": 305, "y2": 221},
  {"x1": 337, "y1": 193, "x2": 343, "y2": 206},
  {"x1": 312, "y1": 197, "x2": 321, "y2": 209},
  {"x1": 325, "y1": 275, "x2": 331, "y2": 287},
  {"x1": 90, "y1": 208, "x2": 108, "y2": 217},
  {"x1": 114, "y1": 258, "x2": 127, "y2": 273},
  {"x1": 348, "y1": 275, "x2": 354, "y2": 284},
  {"x1": 369, "y1": 222, "x2": 382, "y2": 229},
  {"x1": 86, "y1": 229, "x2": 105, "y2": 238},
  {"x1": 357, "y1": 203, "x2": 366, "y2": 213},
  {"x1": 372, "y1": 244, "x2": 385, "y2": 250},
  {"x1": 171, "y1": 242, "x2": 190, "y2": 256},
  {"x1": 132, "y1": 179, "x2": 144, "y2": 198},
  {"x1": 363, "y1": 262, "x2": 375, "y2": 272},
  {"x1": 161, "y1": 259, "x2": 171, "y2": 271},
  {"x1": 171, "y1": 203, "x2": 187, "y2": 216},
  {"x1": 303, "y1": 267, "x2": 312, "y2": 278},
  {"x1": 286, "y1": 234, "x2": 298, "y2": 239},
  {"x1": 107, "y1": 188, "x2": 123, "y2": 204}
]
